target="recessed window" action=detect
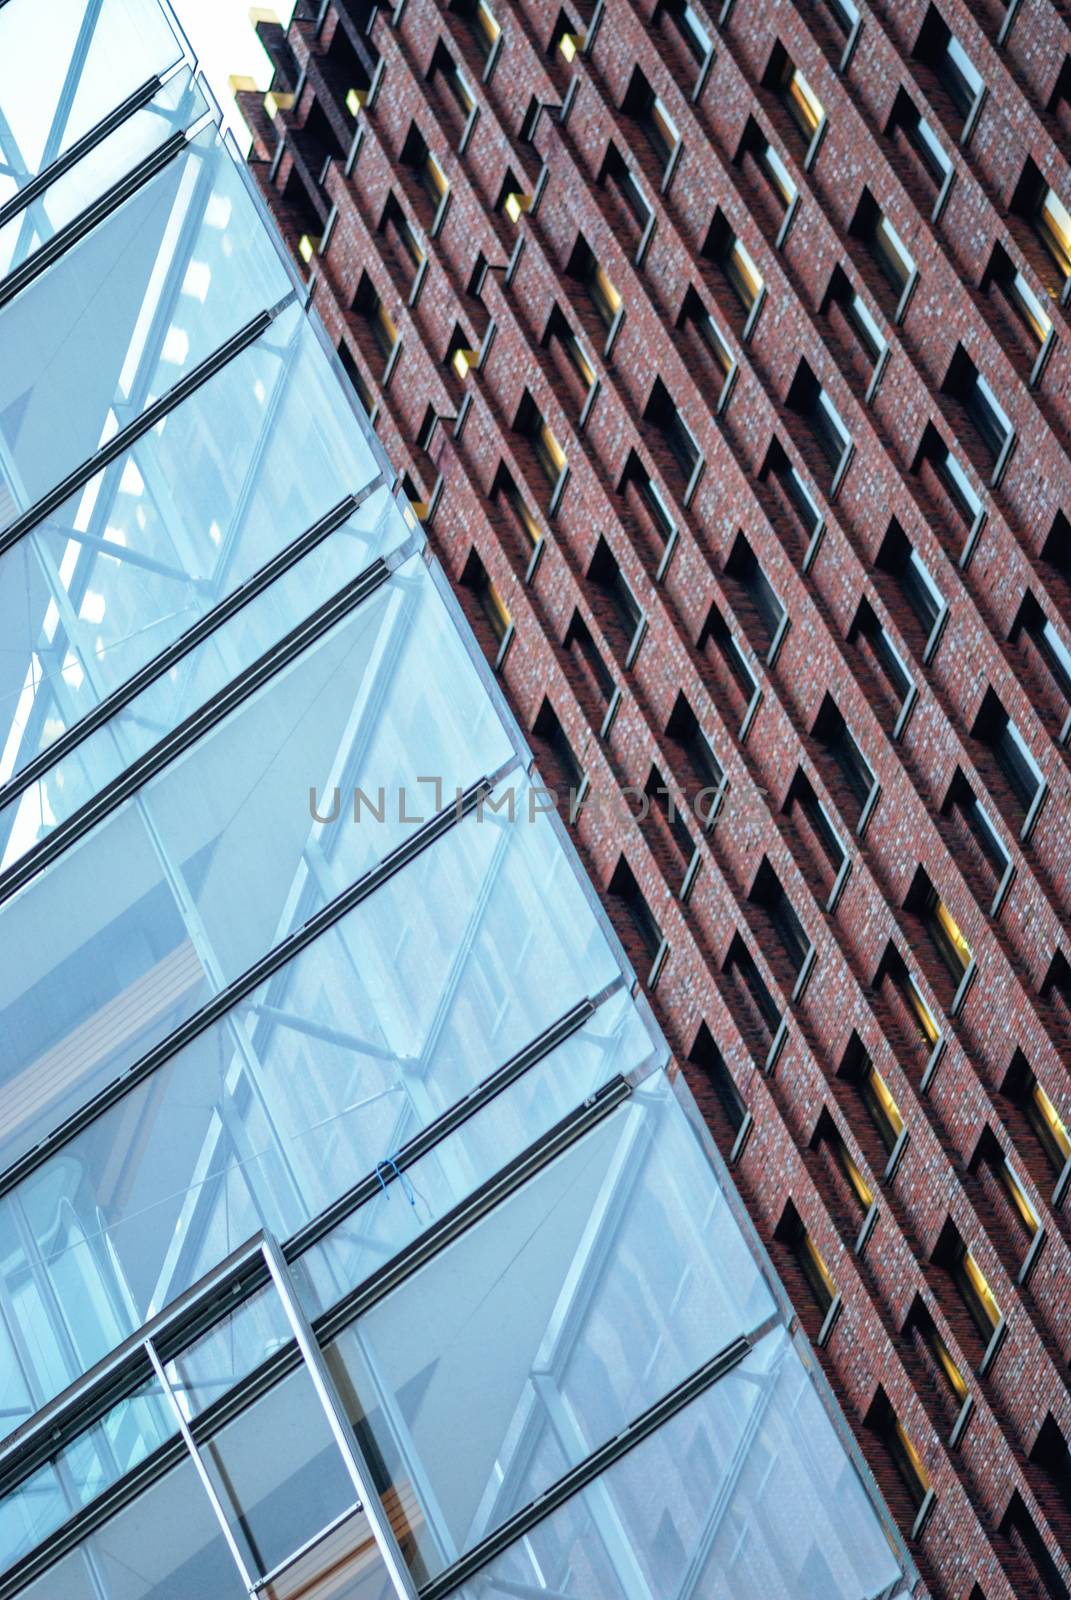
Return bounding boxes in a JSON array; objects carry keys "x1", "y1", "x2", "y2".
[
  {"x1": 588, "y1": 536, "x2": 646, "y2": 665},
  {"x1": 905, "y1": 1297, "x2": 969, "y2": 1419},
  {"x1": 564, "y1": 609, "x2": 615, "y2": 714},
  {"x1": 461, "y1": 546, "x2": 512, "y2": 656},
  {"x1": 851, "y1": 187, "x2": 917, "y2": 316},
  {"x1": 515, "y1": 388, "x2": 567, "y2": 497},
  {"x1": 429, "y1": 37, "x2": 477, "y2": 138},
  {"x1": 839, "y1": 1034, "x2": 904, "y2": 1160},
  {"x1": 645, "y1": 762, "x2": 697, "y2": 888},
  {"x1": 725, "y1": 530, "x2": 786, "y2": 657},
  {"x1": 446, "y1": 322, "x2": 480, "y2": 381},
  {"x1": 567, "y1": 232, "x2": 622, "y2": 333},
  {"x1": 551, "y1": 6, "x2": 584, "y2": 60},
  {"x1": 750, "y1": 856, "x2": 812, "y2": 980},
  {"x1": 849, "y1": 596, "x2": 914, "y2": 719},
  {"x1": 876, "y1": 942, "x2": 941, "y2": 1053},
  {"x1": 915, "y1": 420, "x2": 983, "y2": 541},
  {"x1": 622, "y1": 450, "x2": 678, "y2": 578},
  {"x1": 532, "y1": 697, "x2": 584, "y2": 800},
  {"x1": 813, "y1": 1106, "x2": 874, "y2": 1217},
  {"x1": 543, "y1": 303, "x2": 596, "y2": 407},
  {"x1": 678, "y1": 285, "x2": 737, "y2": 408},
  {"x1": 813, "y1": 693, "x2": 876, "y2": 825},
  {"x1": 449, "y1": 0, "x2": 501, "y2": 65},
  {"x1": 379, "y1": 191, "x2": 425, "y2": 282},
  {"x1": 971, "y1": 1126, "x2": 1041, "y2": 1247},
  {"x1": 887, "y1": 86, "x2": 953, "y2": 201},
  {"x1": 496, "y1": 165, "x2": 531, "y2": 224},
  {"x1": 657, "y1": 0, "x2": 714, "y2": 74},
  {"x1": 905, "y1": 865, "x2": 973, "y2": 991},
  {"x1": 335, "y1": 336, "x2": 376, "y2": 417},
  {"x1": 941, "y1": 768, "x2": 1010, "y2": 901},
  {"x1": 1003, "y1": 1049, "x2": 1071, "y2": 1177},
  {"x1": 492, "y1": 463, "x2": 543, "y2": 567},
  {"x1": 775, "y1": 1199, "x2": 838, "y2": 1325},
  {"x1": 608, "y1": 855, "x2": 666, "y2": 985},
  {"x1": 823, "y1": 0, "x2": 859, "y2": 33},
  {"x1": 866, "y1": 1388, "x2": 931, "y2": 1518},
  {"x1": 784, "y1": 767, "x2": 847, "y2": 903},
  {"x1": 724, "y1": 930, "x2": 782, "y2": 1051},
  {"x1": 689, "y1": 1022, "x2": 749, "y2": 1154},
  {"x1": 351, "y1": 269, "x2": 398, "y2": 371},
  {"x1": 762, "y1": 436, "x2": 823, "y2": 550},
  {"x1": 739, "y1": 115, "x2": 798, "y2": 218},
  {"x1": 400, "y1": 121, "x2": 450, "y2": 224},
  {"x1": 697, "y1": 598, "x2": 758, "y2": 723},
  {"x1": 933, "y1": 1216, "x2": 1002, "y2": 1349},
  {"x1": 600, "y1": 141, "x2": 654, "y2": 237},
  {"x1": 644, "y1": 377, "x2": 703, "y2": 495},
  {"x1": 875, "y1": 519, "x2": 945, "y2": 650},
  {"x1": 972, "y1": 686, "x2": 1044, "y2": 820},
  {"x1": 765, "y1": 41, "x2": 826, "y2": 153},
  {"x1": 1011, "y1": 157, "x2": 1071, "y2": 294},
  {"x1": 786, "y1": 357, "x2": 852, "y2": 485},
  {"x1": 1001, "y1": 1493, "x2": 1066, "y2": 1600},
  {"x1": 914, "y1": 4, "x2": 985, "y2": 135},
  {"x1": 825, "y1": 264, "x2": 887, "y2": 368},
  {"x1": 982, "y1": 242, "x2": 1053, "y2": 360},
  {"x1": 666, "y1": 691, "x2": 725, "y2": 824},
  {"x1": 943, "y1": 344, "x2": 1014, "y2": 472},
  {"x1": 1010, "y1": 590, "x2": 1071, "y2": 727},
  {"x1": 622, "y1": 65, "x2": 681, "y2": 176},
  {"x1": 704, "y1": 208, "x2": 765, "y2": 322}
]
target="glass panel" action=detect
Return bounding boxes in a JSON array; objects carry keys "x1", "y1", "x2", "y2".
[
  {"x1": 165, "y1": 1283, "x2": 293, "y2": 1418},
  {"x1": 262, "y1": 1506, "x2": 395, "y2": 1600},
  {"x1": 0, "y1": 556, "x2": 512, "y2": 1171},
  {"x1": 0, "y1": 69, "x2": 207, "y2": 280},
  {"x1": 0, "y1": 123, "x2": 292, "y2": 522},
  {"x1": 199, "y1": 1363, "x2": 356, "y2": 1578},
  {"x1": 0, "y1": 836, "x2": 634, "y2": 1440},
  {"x1": 0, "y1": 493, "x2": 395, "y2": 867},
  {"x1": 18, "y1": 1454, "x2": 248, "y2": 1600},
  {"x1": 325, "y1": 1074, "x2": 776, "y2": 1580},
  {"x1": 0, "y1": 302, "x2": 381, "y2": 795},
  {"x1": 0, "y1": 0, "x2": 182, "y2": 208},
  {"x1": 0, "y1": 1374, "x2": 174, "y2": 1570},
  {"x1": 451, "y1": 1328, "x2": 905, "y2": 1600}
]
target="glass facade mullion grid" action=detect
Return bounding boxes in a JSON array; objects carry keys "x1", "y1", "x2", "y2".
[{"x1": 0, "y1": 7, "x2": 917, "y2": 1600}]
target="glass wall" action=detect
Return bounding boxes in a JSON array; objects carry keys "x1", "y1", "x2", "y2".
[{"x1": 0, "y1": 6, "x2": 917, "y2": 1600}]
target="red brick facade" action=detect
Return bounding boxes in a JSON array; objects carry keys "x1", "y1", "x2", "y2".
[{"x1": 240, "y1": 3, "x2": 1071, "y2": 1594}]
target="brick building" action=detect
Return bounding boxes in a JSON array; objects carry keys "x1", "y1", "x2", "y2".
[{"x1": 240, "y1": 2, "x2": 1071, "y2": 1595}]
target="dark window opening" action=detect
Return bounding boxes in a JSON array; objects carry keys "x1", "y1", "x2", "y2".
[
  {"x1": 737, "y1": 114, "x2": 797, "y2": 222},
  {"x1": 763, "y1": 39, "x2": 826, "y2": 152},
  {"x1": 1002, "y1": 1048, "x2": 1071, "y2": 1179},
  {"x1": 677, "y1": 285, "x2": 736, "y2": 406},
  {"x1": 514, "y1": 388, "x2": 567, "y2": 494},
  {"x1": 875, "y1": 519, "x2": 944, "y2": 647},
  {"x1": 621, "y1": 64, "x2": 680, "y2": 174},
  {"x1": 644, "y1": 377, "x2": 702, "y2": 492},
  {"x1": 460, "y1": 546, "x2": 512, "y2": 651},
  {"x1": 666, "y1": 692, "x2": 725, "y2": 824},
  {"x1": 1011, "y1": 157, "x2": 1071, "y2": 294},
  {"x1": 972, "y1": 687, "x2": 1043, "y2": 819},
  {"x1": 760, "y1": 436, "x2": 823, "y2": 559},
  {"x1": 849, "y1": 595, "x2": 914, "y2": 717},
  {"x1": 703, "y1": 208, "x2": 765, "y2": 323},
  {"x1": 1001, "y1": 1492, "x2": 1068, "y2": 1600},
  {"x1": 566, "y1": 232, "x2": 622, "y2": 332},
  {"x1": 850, "y1": 187, "x2": 917, "y2": 315},
  {"x1": 865, "y1": 1387, "x2": 931, "y2": 1521},
  {"x1": 970, "y1": 1126, "x2": 1041, "y2": 1258},
  {"x1": 914, "y1": 4, "x2": 985, "y2": 133},
  {"x1": 723, "y1": 930, "x2": 781, "y2": 1058},
  {"x1": 644, "y1": 762, "x2": 696, "y2": 883},
  {"x1": 532, "y1": 697, "x2": 585, "y2": 801},
  {"x1": 588, "y1": 536, "x2": 645, "y2": 663},
  {"x1": 874, "y1": 942, "x2": 941, "y2": 1059},
  {"x1": 839, "y1": 1033, "x2": 905, "y2": 1162},
  {"x1": 749, "y1": 856, "x2": 811, "y2": 978},
  {"x1": 943, "y1": 344, "x2": 1013, "y2": 468},
  {"x1": 915, "y1": 420, "x2": 983, "y2": 541},
  {"x1": 783, "y1": 767, "x2": 846, "y2": 902},
  {"x1": 932, "y1": 1216, "x2": 1002, "y2": 1354},
  {"x1": 786, "y1": 358, "x2": 852, "y2": 485},
  {"x1": 904, "y1": 864, "x2": 972, "y2": 992},
  {"x1": 824, "y1": 263, "x2": 886, "y2": 370},
  {"x1": 599, "y1": 141, "x2": 653, "y2": 236},
  {"x1": 941, "y1": 768, "x2": 1010, "y2": 905},
  {"x1": 563, "y1": 609, "x2": 614, "y2": 714},
  {"x1": 812, "y1": 693, "x2": 876, "y2": 825},
  {"x1": 724, "y1": 530, "x2": 785, "y2": 654},
  {"x1": 697, "y1": 598, "x2": 757, "y2": 723},
  {"x1": 982, "y1": 242, "x2": 1053, "y2": 366},
  {"x1": 1010, "y1": 590, "x2": 1071, "y2": 732},
  {"x1": 607, "y1": 855, "x2": 665, "y2": 979},
  {"x1": 774, "y1": 1199, "x2": 837, "y2": 1330},
  {"x1": 688, "y1": 1023, "x2": 747, "y2": 1152}
]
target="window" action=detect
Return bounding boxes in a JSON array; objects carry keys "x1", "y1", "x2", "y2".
[
  {"x1": 379, "y1": 191, "x2": 425, "y2": 286},
  {"x1": 972, "y1": 686, "x2": 1044, "y2": 821},
  {"x1": 941, "y1": 768, "x2": 1011, "y2": 905},
  {"x1": 1003, "y1": 1049, "x2": 1071, "y2": 1177},
  {"x1": 564, "y1": 608, "x2": 615, "y2": 717},
  {"x1": 914, "y1": 5, "x2": 986, "y2": 135},
  {"x1": 904, "y1": 865, "x2": 973, "y2": 991},
  {"x1": 724, "y1": 531, "x2": 785, "y2": 657},
  {"x1": 588, "y1": 536, "x2": 646, "y2": 665},
  {"x1": 839, "y1": 1034, "x2": 905, "y2": 1161},
  {"x1": 600, "y1": 141, "x2": 654, "y2": 243},
  {"x1": 450, "y1": 0, "x2": 501, "y2": 66},
  {"x1": 971, "y1": 1126, "x2": 1041, "y2": 1248},
  {"x1": 876, "y1": 942, "x2": 941, "y2": 1054},
  {"x1": 851, "y1": 187, "x2": 917, "y2": 317},
  {"x1": 666, "y1": 691, "x2": 726, "y2": 824},
  {"x1": 739, "y1": 115, "x2": 798, "y2": 224},
  {"x1": 866, "y1": 1388, "x2": 932, "y2": 1521},
  {"x1": 812, "y1": 693, "x2": 877, "y2": 826},
  {"x1": 677, "y1": 285, "x2": 737, "y2": 410},
  {"x1": 887, "y1": 87, "x2": 953, "y2": 209},
  {"x1": 723, "y1": 930, "x2": 782, "y2": 1053},
  {"x1": 749, "y1": 856, "x2": 812, "y2": 981},
  {"x1": 689, "y1": 1023, "x2": 749, "y2": 1155},
  {"x1": 621, "y1": 65, "x2": 681, "y2": 178},
  {"x1": 915, "y1": 420, "x2": 984, "y2": 543},
  {"x1": 551, "y1": 6, "x2": 584, "y2": 60},
  {"x1": 786, "y1": 357, "x2": 852, "y2": 485},
  {"x1": 566, "y1": 232, "x2": 622, "y2": 333},
  {"x1": 493, "y1": 463, "x2": 543, "y2": 569},
  {"x1": 812, "y1": 1106, "x2": 874, "y2": 1218},
  {"x1": 762, "y1": 436, "x2": 823, "y2": 551},
  {"x1": 400, "y1": 122, "x2": 450, "y2": 224},
  {"x1": 825, "y1": 264, "x2": 887, "y2": 369},
  {"x1": 644, "y1": 378, "x2": 702, "y2": 495},
  {"x1": 849, "y1": 596, "x2": 914, "y2": 722},
  {"x1": 875, "y1": 520, "x2": 945, "y2": 651},
  {"x1": 428, "y1": 38, "x2": 477, "y2": 139},
  {"x1": 775, "y1": 1199, "x2": 838, "y2": 1327},
  {"x1": 351, "y1": 270, "x2": 398, "y2": 370},
  {"x1": 622, "y1": 450, "x2": 678, "y2": 579},
  {"x1": 645, "y1": 762, "x2": 698, "y2": 889},
  {"x1": 1041, "y1": 508, "x2": 1071, "y2": 589},
  {"x1": 1010, "y1": 590, "x2": 1071, "y2": 730},
  {"x1": 461, "y1": 546, "x2": 512, "y2": 661},
  {"x1": 335, "y1": 336, "x2": 376, "y2": 417},
  {"x1": 607, "y1": 855, "x2": 666, "y2": 984},
  {"x1": 765, "y1": 41, "x2": 826, "y2": 157},
  {"x1": 704, "y1": 208, "x2": 765, "y2": 325},
  {"x1": 943, "y1": 344, "x2": 1014, "y2": 474},
  {"x1": 446, "y1": 322, "x2": 480, "y2": 381},
  {"x1": 657, "y1": 0, "x2": 714, "y2": 79},
  {"x1": 514, "y1": 388, "x2": 568, "y2": 499},
  {"x1": 1011, "y1": 157, "x2": 1071, "y2": 294},
  {"x1": 1029, "y1": 1415, "x2": 1071, "y2": 1538},
  {"x1": 982, "y1": 242, "x2": 1053, "y2": 373},
  {"x1": 823, "y1": 0, "x2": 860, "y2": 35},
  {"x1": 496, "y1": 165, "x2": 532, "y2": 225},
  {"x1": 544, "y1": 303, "x2": 596, "y2": 410},
  {"x1": 783, "y1": 768, "x2": 848, "y2": 904},
  {"x1": 1001, "y1": 1493, "x2": 1067, "y2": 1600},
  {"x1": 532, "y1": 697, "x2": 585, "y2": 803},
  {"x1": 933, "y1": 1217, "x2": 1003, "y2": 1351},
  {"x1": 904, "y1": 1297, "x2": 969, "y2": 1422},
  {"x1": 697, "y1": 599, "x2": 759, "y2": 726}
]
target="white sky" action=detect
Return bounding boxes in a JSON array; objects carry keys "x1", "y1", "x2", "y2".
[{"x1": 170, "y1": 0, "x2": 297, "y2": 150}]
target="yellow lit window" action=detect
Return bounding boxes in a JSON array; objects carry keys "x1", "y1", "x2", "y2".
[
  {"x1": 1031, "y1": 1079, "x2": 1070, "y2": 1165},
  {"x1": 1039, "y1": 187, "x2": 1071, "y2": 280},
  {"x1": 1010, "y1": 269, "x2": 1052, "y2": 345},
  {"x1": 893, "y1": 1417, "x2": 931, "y2": 1496},
  {"x1": 589, "y1": 262, "x2": 621, "y2": 327},
  {"x1": 801, "y1": 1230, "x2": 837, "y2": 1313},
  {"x1": 451, "y1": 345, "x2": 480, "y2": 379},
  {"x1": 786, "y1": 67, "x2": 824, "y2": 139},
  {"x1": 932, "y1": 898, "x2": 972, "y2": 980},
  {"x1": 559, "y1": 30, "x2": 585, "y2": 61},
  {"x1": 476, "y1": 0, "x2": 500, "y2": 50},
  {"x1": 931, "y1": 1326, "x2": 968, "y2": 1403},
  {"x1": 482, "y1": 578, "x2": 511, "y2": 642},
  {"x1": 503, "y1": 191, "x2": 531, "y2": 225},
  {"x1": 726, "y1": 237, "x2": 763, "y2": 312},
  {"x1": 509, "y1": 487, "x2": 542, "y2": 549},
  {"x1": 961, "y1": 1248, "x2": 1001, "y2": 1332},
  {"x1": 863, "y1": 1062, "x2": 904, "y2": 1154},
  {"x1": 424, "y1": 152, "x2": 449, "y2": 204},
  {"x1": 905, "y1": 972, "x2": 940, "y2": 1046},
  {"x1": 536, "y1": 421, "x2": 567, "y2": 484}
]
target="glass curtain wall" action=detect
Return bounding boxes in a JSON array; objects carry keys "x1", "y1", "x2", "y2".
[{"x1": 0, "y1": 5, "x2": 917, "y2": 1600}]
